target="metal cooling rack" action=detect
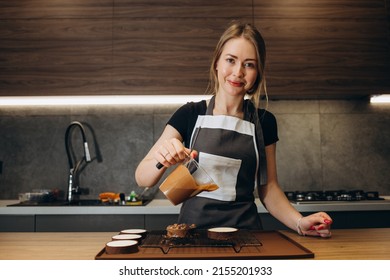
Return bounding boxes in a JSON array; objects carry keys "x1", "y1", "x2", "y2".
[{"x1": 140, "y1": 230, "x2": 262, "y2": 254}]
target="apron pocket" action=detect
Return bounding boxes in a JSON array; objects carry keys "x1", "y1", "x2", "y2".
[{"x1": 196, "y1": 152, "x2": 242, "y2": 201}]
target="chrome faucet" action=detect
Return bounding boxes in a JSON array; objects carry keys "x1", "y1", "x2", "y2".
[{"x1": 65, "y1": 121, "x2": 91, "y2": 203}]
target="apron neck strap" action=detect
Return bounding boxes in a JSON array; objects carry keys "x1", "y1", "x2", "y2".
[
  {"x1": 206, "y1": 95, "x2": 215, "y2": 115},
  {"x1": 246, "y1": 101, "x2": 268, "y2": 186},
  {"x1": 206, "y1": 95, "x2": 250, "y2": 120}
]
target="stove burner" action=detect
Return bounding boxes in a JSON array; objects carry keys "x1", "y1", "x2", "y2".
[{"x1": 285, "y1": 190, "x2": 384, "y2": 202}]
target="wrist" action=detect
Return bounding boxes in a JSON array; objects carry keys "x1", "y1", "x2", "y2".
[{"x1": 296, "y1": 217, "x2": 305, "y2": 236}]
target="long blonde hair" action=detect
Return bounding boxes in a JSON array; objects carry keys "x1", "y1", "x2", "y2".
[{"x1": 206, "y1": 21, "x2": 268, "y2": 109}]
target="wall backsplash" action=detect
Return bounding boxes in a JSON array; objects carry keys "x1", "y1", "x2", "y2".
[{"x1": 0, "y1": 99, "x2": 389, "y2": 201}]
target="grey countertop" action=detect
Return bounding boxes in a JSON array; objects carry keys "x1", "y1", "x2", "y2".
[{"x1": 1, "y1": 198, "x2": 390, "y2": 215}]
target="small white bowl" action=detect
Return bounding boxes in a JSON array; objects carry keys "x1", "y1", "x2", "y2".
[
  {"x1": 207, "y1": 227, "x2": 238, "y2": 240},
  {"x1": 112, "y1": 234, "x2": 142, "y2": 241},
  {"x1": 105, "y1": 240, "x2": 138, "y2": 254},
  {"x1": 120, "y1": 229, "x2": 147, "y2": 238}
]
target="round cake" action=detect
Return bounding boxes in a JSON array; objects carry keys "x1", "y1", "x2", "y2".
[
  {"x1": 166, "y1": 223, "x2": 196, "y2": 238},
  {"x1": 120, "y1": 229, "x2": 147, "y2": 238},
  {"x1": 207, "y1": 227, "x2": 238, "y2": 240},
  {"x1": 105, "y1": 240, "x2": 138, "y2": 254},
  {"x1": 112, "y1": 234, "x2": 142, "y2": 241}
]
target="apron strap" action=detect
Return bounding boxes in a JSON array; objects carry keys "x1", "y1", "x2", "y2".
[
  {"x1": 205, "y1": 95, "x2": 267, "y2": 186},
  {"x1": 245, "y1": 100, "x2": 268, "y2": 186},
  {"x1": 206, "y1": 95, "x2": 215, "y2": 115}
]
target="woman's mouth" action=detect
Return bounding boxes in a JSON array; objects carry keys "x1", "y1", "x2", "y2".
[{"x1": 228, "y1": 80, "x2": 245, "y2": 87}]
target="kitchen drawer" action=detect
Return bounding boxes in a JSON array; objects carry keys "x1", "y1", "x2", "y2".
[
  {"x1": 35, "y1": 214, "x2": 144, "y2": 232},
  {"x1": 326, "y1": 211, "x2": 390, "y2": 229},
  {"x1": 145, "y1": 214, "x2": 179, "y2": 230},
  {"x1": 0, "y1": 215, "x2": 35, "y2": 232}
]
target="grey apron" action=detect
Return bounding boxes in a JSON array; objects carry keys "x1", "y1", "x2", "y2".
[{"x1": 178, "y1": 96, "x2": 267, "y2": 229}]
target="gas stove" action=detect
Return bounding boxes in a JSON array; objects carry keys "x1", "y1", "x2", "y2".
[{"x1": 285, "y1": 190, "x2": 387, "y2": 204}]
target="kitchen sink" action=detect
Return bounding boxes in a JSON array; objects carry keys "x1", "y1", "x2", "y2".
[
  {"x1": 7, "y1": 199, "x2": 151, "y2": 207},
  {"x1": 69, "y1": 199, "x2": 106, "y2": 206}
]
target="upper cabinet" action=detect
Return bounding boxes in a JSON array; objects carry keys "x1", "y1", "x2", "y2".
[
  {"x1": 254, "y1": 0, "x2": 390, "y2": 99},
  {"x1": 0, "y1": 0, "x2": 389, "y2": 99}
]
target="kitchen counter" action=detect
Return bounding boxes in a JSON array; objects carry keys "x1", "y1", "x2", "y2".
[
  {"x1": 2, "y1": 198, "x2": 390, "y2": 215},
  {"x1": 0, "y1": 228, "x2": 388, "y2": 260}
]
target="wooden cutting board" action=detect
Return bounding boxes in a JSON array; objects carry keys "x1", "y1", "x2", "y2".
[{"x1": 95, "y1": 230, "x2": 314, "y2": 260}]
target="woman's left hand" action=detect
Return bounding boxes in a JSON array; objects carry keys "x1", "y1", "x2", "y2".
[{"x1": 298, "y1": 212, "x2": 332, "y2": 238}]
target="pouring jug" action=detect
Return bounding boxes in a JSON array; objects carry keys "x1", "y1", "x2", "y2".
[{"x1": 159, "y1": 158, "x2": 218, "y2": 205}]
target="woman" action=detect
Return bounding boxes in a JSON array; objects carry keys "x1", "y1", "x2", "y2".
[{"x1": 135, "y1": 22, "x2": 332, "y2": 237}]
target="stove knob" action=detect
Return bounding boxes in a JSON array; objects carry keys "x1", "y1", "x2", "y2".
[
  {"x1": 340, "y1": 194, "x2": 352, "y2": 201},
  {"x1": 306, "y1": 194, "x2": 314, "y2": 200},
  {"x1": 366, "y1": 192, "x2": 379, "y2": 200},
  {"x1": 355, "y1": 194, "x2": 363, "y2": 201}
]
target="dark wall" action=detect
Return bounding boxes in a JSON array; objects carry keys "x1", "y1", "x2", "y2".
[
  {"x1": 1, "y1": 100, "x2": 389, "y2": 201},
  {"x1": 0, "y1": 0, "x2": 389, "y2": 99}
]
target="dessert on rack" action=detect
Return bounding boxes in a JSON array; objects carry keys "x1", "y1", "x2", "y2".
[{"x1": 166, "y1": 223, "x2": 196, "y2": 238}]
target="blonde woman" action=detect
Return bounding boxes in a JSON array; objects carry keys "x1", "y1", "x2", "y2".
[{"x1": 136, "y1": 22, "x2": 332, "y2": 237}]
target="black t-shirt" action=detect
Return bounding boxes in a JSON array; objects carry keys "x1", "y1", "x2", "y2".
[{"x1": 167, "y1": 100, "x2": 279, "y2": 147}]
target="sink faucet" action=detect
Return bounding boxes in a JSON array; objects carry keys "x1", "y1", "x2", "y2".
[{"x1": 65, "y1": 121, "x2": 91, "y2": 203}]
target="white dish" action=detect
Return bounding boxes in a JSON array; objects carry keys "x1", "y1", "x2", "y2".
[
  {"x1": 207, "y1": 227, "x2": 238, "y2": 240},
  {"x1": 112, "y1": 234, "x2": 142, "y2": 241},
  {"x1": 105, "y1": 240, "x2": 138, "y2": 254},
  {"x1": 208, "y1": 227, "x2": 238, "y2": 233},
  {"x1": 120, "y1": 229, "x2": 147, "y2": 235}
]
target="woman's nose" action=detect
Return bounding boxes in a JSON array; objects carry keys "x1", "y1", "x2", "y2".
[{"x1": 233, "y1": 64, "x2": 244, "y2": 77}]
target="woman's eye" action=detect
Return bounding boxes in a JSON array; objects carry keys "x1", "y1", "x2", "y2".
[
  {"x1": 226, "y1": 58, "x2": 235, "y2": 64},
  {"x1": 244, "y1": 62, "x2": 255, "y2": 68}
]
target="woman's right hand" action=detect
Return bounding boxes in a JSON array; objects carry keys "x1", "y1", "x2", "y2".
[
  {"x1": 154, "y1": 138, "x2": 193, "y2": 168},
  {"x1": 135, "y1": 124, "x2": 194, "y2": 187}
]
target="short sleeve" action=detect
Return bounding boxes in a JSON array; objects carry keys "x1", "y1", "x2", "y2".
[
  {"x1": 167, "y1": 101, "x2": 277, "y2": 147},
  {"x1": 259, "y1": 109, "x2": 279, "y2": 146},
  {"x1": 166, "y1": 101, "x2": 206, "y2": 147}
]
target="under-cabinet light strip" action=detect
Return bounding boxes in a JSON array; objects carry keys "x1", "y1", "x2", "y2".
[
  {"x1": 370, "y1": 94, "x2": 390, "y2": 104},
  {"x1": 0, "y1": 95, "x2": 207, "y2": 106}
]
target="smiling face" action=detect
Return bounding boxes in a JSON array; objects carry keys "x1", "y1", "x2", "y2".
[{"x1": 215, "y1": 37, "x2": 258, "y2": 98}]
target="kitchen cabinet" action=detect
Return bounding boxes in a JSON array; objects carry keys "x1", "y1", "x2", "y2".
[
  {"x1": 0, "y1": 215, "x2": 35, "y2": 232},
  {"x1": 2, "y1": 211, "x2": 389, "y2": 232},
  {"x1": 1, "y1": 199, "x2": 389, "y2": 232},
  {"x1": 1, "y1": 0, "x2": 389, "y2": 99},
  {"x1": 325, "y1": 211, "x2": 390, "y2": 228},
  {"x1": 35, "y1": 214, "x2": 144, "y2": 232},
  {"x1": 145, "y1": 214, "x2": 180, "y2": 231}
]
